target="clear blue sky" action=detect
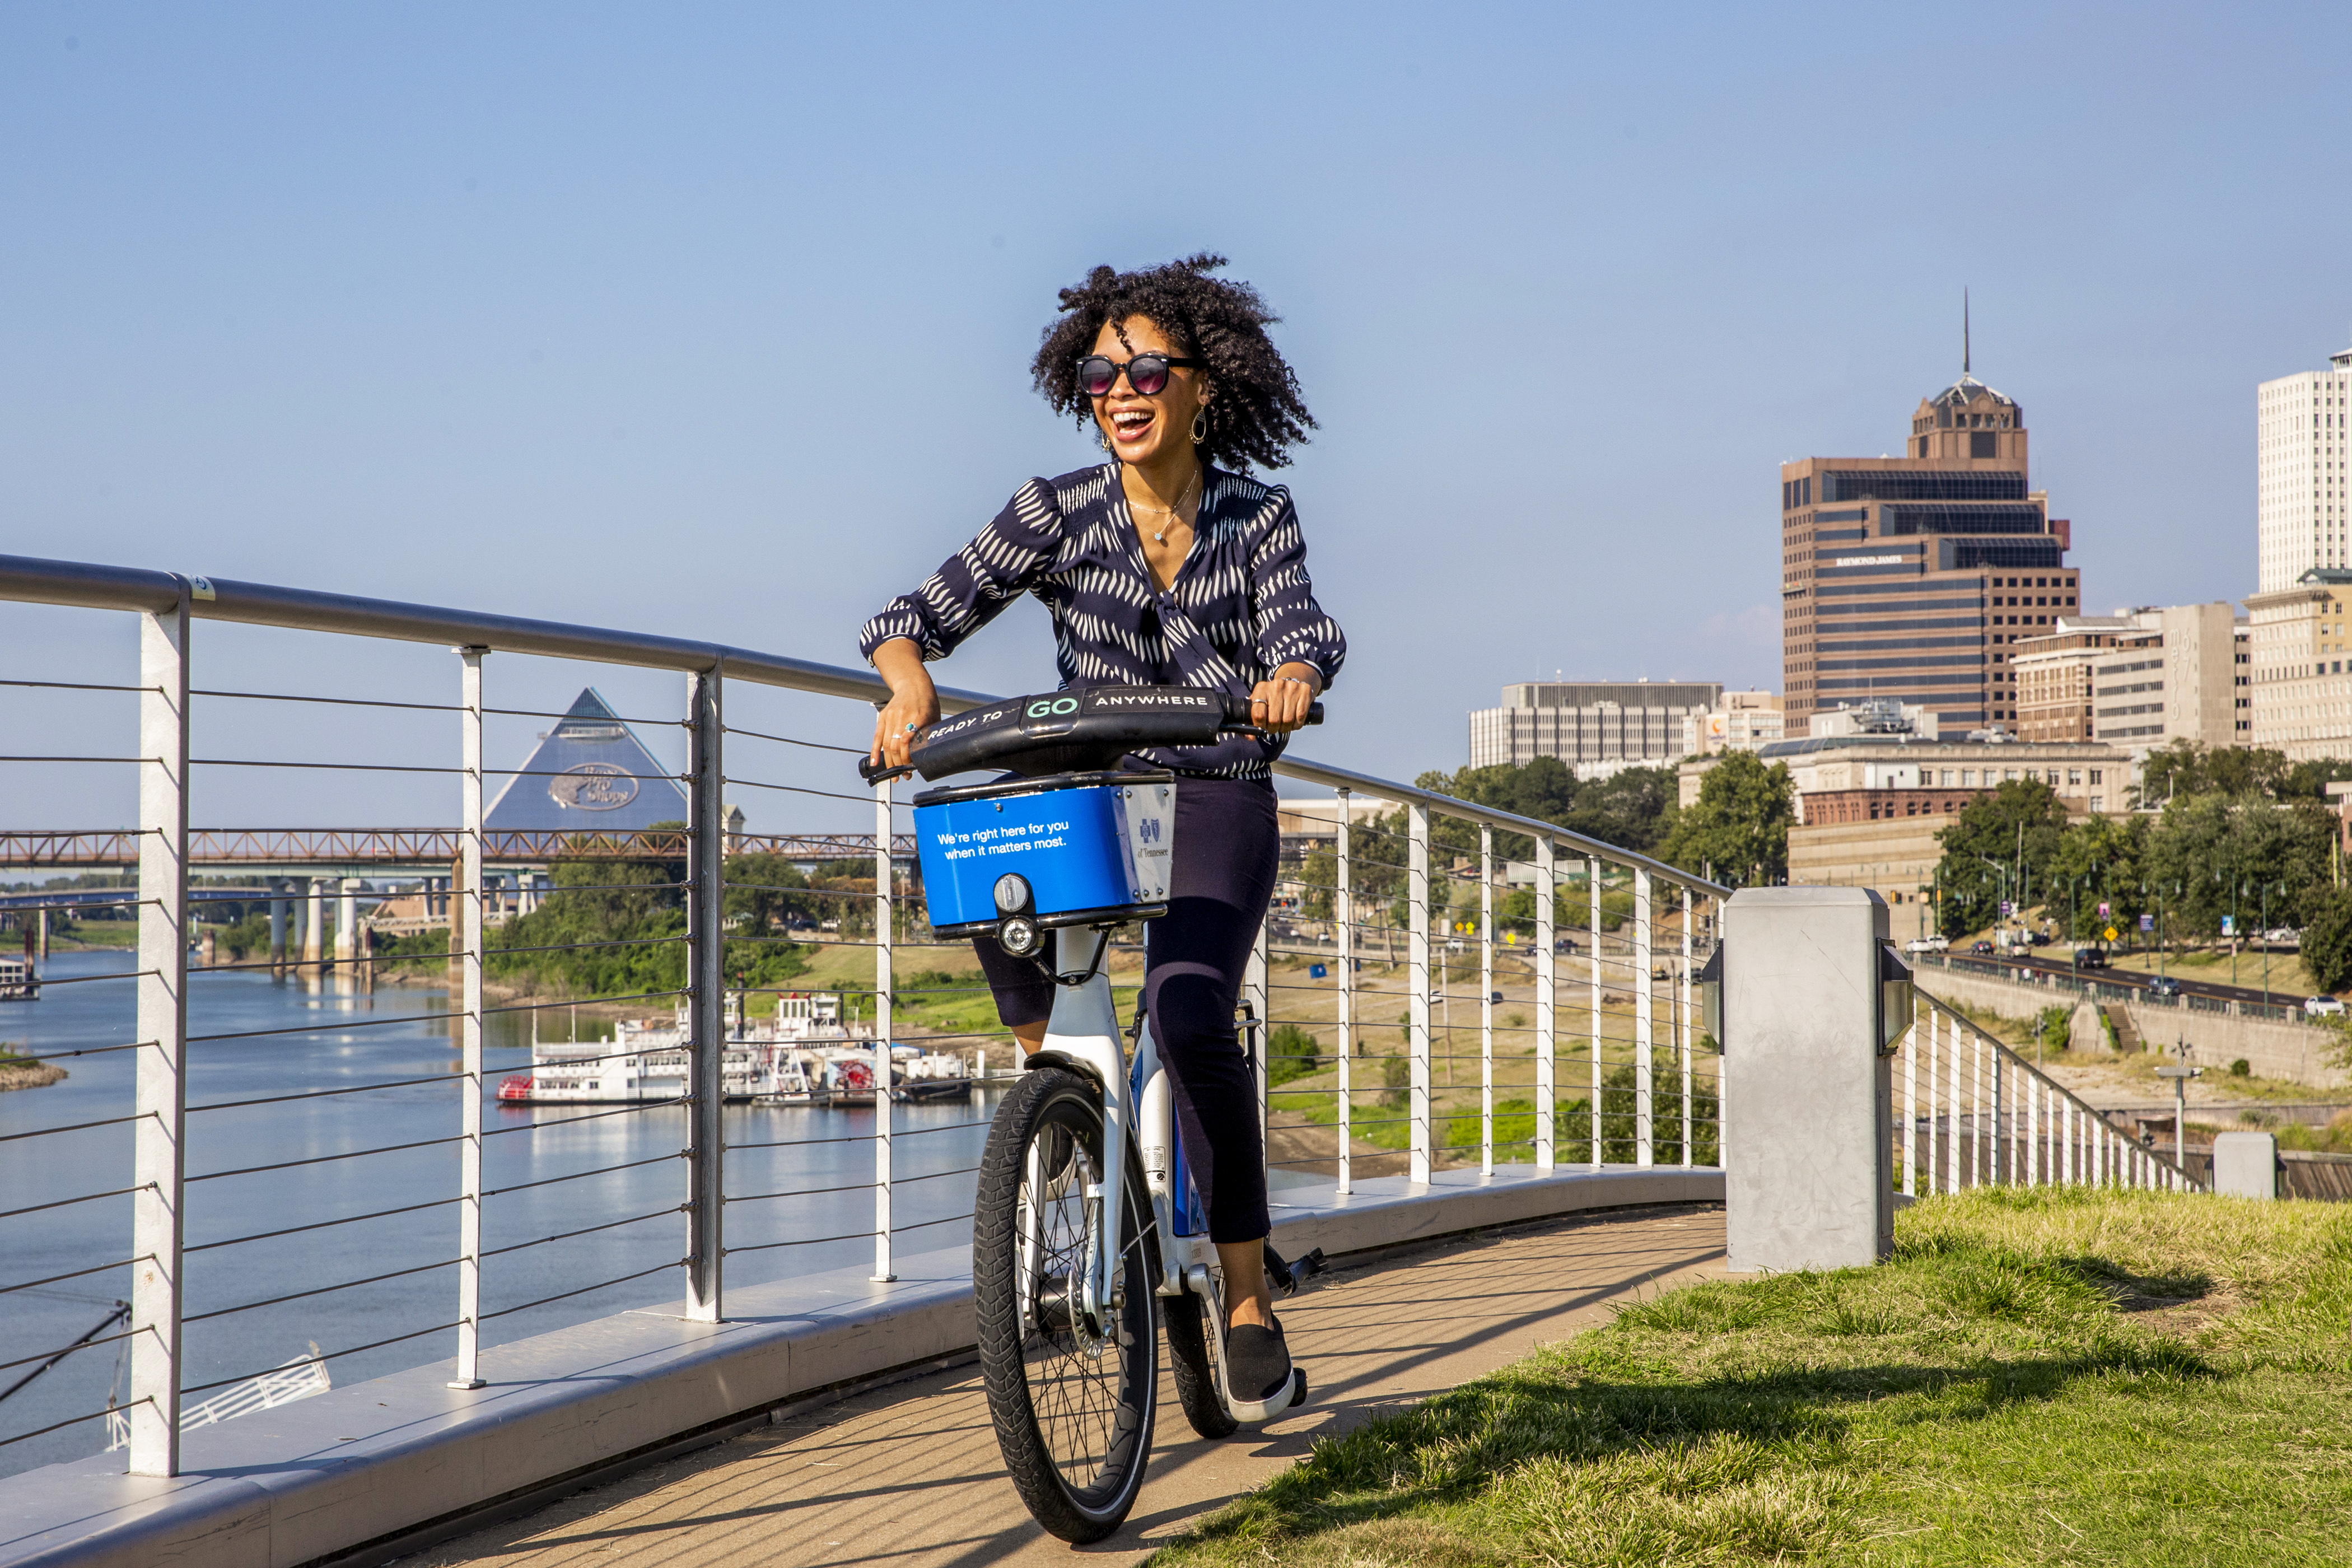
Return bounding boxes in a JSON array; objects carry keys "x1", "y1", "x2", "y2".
[{"x1": 6, "y1": 3, "x2": 2350, "y2": 829}]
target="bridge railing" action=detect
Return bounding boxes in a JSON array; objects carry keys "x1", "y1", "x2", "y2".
[
  {"x1": 1898, "y1": 993, "x2": 2204, "y2": 1196},
  {"x1": 0, "y1": 550, "x2": 1721, "y2": 1482}
]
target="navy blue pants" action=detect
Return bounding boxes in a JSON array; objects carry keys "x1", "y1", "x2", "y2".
[{"x1": 976, "y1": 776, "x2": 1278, "y2": 1243}]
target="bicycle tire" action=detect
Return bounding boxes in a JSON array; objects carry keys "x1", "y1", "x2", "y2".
[
  {"x1": 1163, "y1": 1279, "x2": 1239, "y2": 1440},
  {"x1": 973, "y1": 1066, "x2": 1159, "y2": 1543}
]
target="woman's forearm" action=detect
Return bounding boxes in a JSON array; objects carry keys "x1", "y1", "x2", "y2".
[{"x1": 874, "y1": 637, "x2": 931, "y2": 694}]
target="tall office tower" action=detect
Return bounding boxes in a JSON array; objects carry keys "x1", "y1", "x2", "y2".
[
  {"x1": 1780, "y1": 351, "x2": 2078, "y2": 734},
  {"x1": 2256, "y1": 338, "x2": 2352, "y2": 592}
]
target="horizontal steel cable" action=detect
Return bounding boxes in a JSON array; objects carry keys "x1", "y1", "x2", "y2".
[
  {"x1": 186, "y1": 1193, "x2": 463, "y2": 1254},
  {"x1": 0, "y1": 967, "x2": 159, "y2": 991},
  {"x1": 0, "y1": 677, "x2": 160, "y2": 693},
  {"x1": 0, "y1": 1111, "x2": 152, "y2": 1145},
  {"x1": 0, "y1": 1399, "x2": 147, "y2": 1449},
  {"x1": 0, "y1": 1325, "x2": 144, "y2": 1375},
  {"x1": 486, "y1": 934, "x2": 689, "y2": 958},
  {"x1": 482, "y1": 1205, "x2": 681, "y2": 1258},
  {"x1": 180, "y1": 1323, "x2": 461, "y2": 1397},
  {"x1": 192, "y1": 757, "x2": 468, "y2": 775},
  {"x1": 188, "y1": 1012, "x2": 439, "y2": 1044},
  {"x1": 0, "y1": 755, "x2": 153, "y2": 764},
  {"x1": 725, "y1": 1131, "x2": 881, "y2": 1151},
  {"x1": 192, "y1": 687, "x2": 462, "y2": 713},
  {"x1": 722, "y1": 1208, "x2": 968, "y2": 1256},
  {"x1": 484, "y1": 1097, "x2": 682, "y2": 1133},
  {"x1": 485, "y1": 988, "x2": 689, "y2": 1019},
  {"x1": 885, "y1": 1118, "x2": 995, "y2": 1138},
  {"x1": 1, "y1": 1254, "x2": 152, "y2": 1296},
  {"x1": 191, "y1": 1073, "x2": 459, "y2": 1114},
  {"x1": 719, "y1": 777, "x2": 876, "y2": 806},
  {"x1": 483, "y1": 1151, "x2": 684, "y2": 1197},
  {"x1": 0, "y1": 1183, "x2": 149, "y2": 1222},
  {"x1": 729, "y1": 1163, "x2": 977, "y2": 1205},
  {"x1": 487, "y1": 1042, "x2": 655, "y2": 1071},
  {"x1": 717, "y1": 723, "x2": 865, "y2": 755},
  {"x1": 9, "y1": 1039, "x2": 155, "y2": 1063},
  {"x1": 481, "y1": 1261, "x2": 683, "y2": 1321},
  {"x1": 190, "y1": 1132, "x2": 465, "y2": 1182},
  {"x1": 184, "y1": 1255, "x2": 463, "y2": 1323},
  {"x1": 488, "y1": 703, "x2": 683, "y2": 725}
]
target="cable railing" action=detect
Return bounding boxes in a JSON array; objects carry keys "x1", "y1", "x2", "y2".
[
  {"x1": 1896, "y1": 994, "x2": 2204, "y2": 1196},
  {"x1": 0, "y1": 549, "x2": 1723, "y2": 1483}
]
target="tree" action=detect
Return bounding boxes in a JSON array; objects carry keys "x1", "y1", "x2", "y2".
[
  {"x1": 2140, "y1": 792, "x2": 2334, "y2": 941},
  {"x1": 1657, "y1": 752, "x2": 1793, "y2": 888},
  {"x1": 2046, "y1": 811, "x2": 2149, "y2": 942},
  {"x1": 2303, "y1": 888, "x2": 2352, "y2": 993},
  {"x1": 1934, "y1": 778, "x2": 2069, "y2": 937}
]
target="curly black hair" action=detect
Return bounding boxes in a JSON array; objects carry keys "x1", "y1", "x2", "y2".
[{"x1": 1030, "y1": 253, "x2": 1315, "y2": 472}]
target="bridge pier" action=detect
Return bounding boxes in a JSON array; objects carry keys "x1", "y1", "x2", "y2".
[
  {"x1": 335, "y1": 879, "x2": 358, "y2": 972},
  {"x1": 304, "y1": 878, "x2": 325, "y2": 971},
  {"x1": 268, "y1": 879, "x2": 287, "y2": 972}
]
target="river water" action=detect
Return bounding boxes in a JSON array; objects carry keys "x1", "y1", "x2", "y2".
[{"x1": 0, "y1": 949, "x2": 992, "y2": 1478}]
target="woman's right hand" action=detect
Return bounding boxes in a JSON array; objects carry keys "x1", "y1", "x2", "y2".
[{"x1": 870, "y1": 639, "x2": 941, "y2": 770}]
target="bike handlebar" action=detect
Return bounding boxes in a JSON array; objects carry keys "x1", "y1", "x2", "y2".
[{"x1": 857, "y1": 684, "x2": 1323, "y2": 784}]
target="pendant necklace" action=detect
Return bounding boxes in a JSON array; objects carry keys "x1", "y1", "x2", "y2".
[{"x1": 1147, "y1": 465, "x2": 1203, "y2": 545}]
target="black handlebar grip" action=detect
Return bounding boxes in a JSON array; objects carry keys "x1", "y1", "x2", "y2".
[
  {"x1": 858, "y1": 754, "x2": 915, "y2": 784},
  {"x1": 1219, "y1": 692, "x2": 1326, "y2": 726}
]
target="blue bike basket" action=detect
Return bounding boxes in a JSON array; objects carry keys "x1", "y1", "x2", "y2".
[{"x1": 911, "y1": 772, "x2": 1173, "y2": 939}]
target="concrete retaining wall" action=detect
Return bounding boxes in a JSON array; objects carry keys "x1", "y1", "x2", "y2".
[
  {"x1": 1919, "y1": 968, "x2": 2351, "y2": 1090},
  {"x1": 0, "y1": 1163, "x2": 1721, "y2": 1568}
]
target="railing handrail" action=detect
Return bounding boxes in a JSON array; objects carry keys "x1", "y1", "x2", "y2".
[
  {"x1": 1919, "y1": 992, "x2": 2205, "y2": 1189},
  {"x1": 0, "y1": 550, "x2": 1726, "y2": 899}
]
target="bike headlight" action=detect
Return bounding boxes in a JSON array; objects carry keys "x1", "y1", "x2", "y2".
[
  {"x1": 993, "y1": 872, "x2": 1031, "y2": 914},
  {"x1": 998, "y1": 914, "x2": 1041, "y2": 956}
]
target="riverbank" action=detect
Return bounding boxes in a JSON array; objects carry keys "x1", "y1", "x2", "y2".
[{"x1": 0, "y1": 1054, "x2": 66, "y2": 1091}]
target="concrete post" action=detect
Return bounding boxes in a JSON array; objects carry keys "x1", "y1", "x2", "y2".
[
  {"x1": 336, "y1": 879, "x2": 359, "y2": 968},
  {"x1": 268, "y1": 879, "x2": 287, "y2": 970},
  {"x1": 1334, "y1": 788, "x2": 1353, "y2": 1194},
  {"x1": 1721, "y1": 886, "x2": 1898, "y2": 1273},
  {"x1": 130, "y1": 591, "x2": 190, "y2": 1476},
  {"x1": 38, "y1": 905, "x2": 49, "y2": 963},
  {"x1": 1406, "y1": 802, "x2": 1431, "y2": 1185},
  {"x1": 304, "y1": 878, "x2": 325, "y2": 969}
]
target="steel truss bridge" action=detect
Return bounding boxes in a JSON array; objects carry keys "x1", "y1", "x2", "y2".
[{"x1": 0, "y1": 828, "x2": 917, "y2": 874}]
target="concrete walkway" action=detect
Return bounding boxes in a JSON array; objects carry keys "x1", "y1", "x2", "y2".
[{"x1": 407, "y1": 1205, "x2": 1725, "y2": 1567}]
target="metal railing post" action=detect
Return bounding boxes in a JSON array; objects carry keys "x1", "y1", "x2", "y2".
[
  {"x1": 449, "y1": 647, "x2": 487, "y2": 1389},
  {"x1": 1634, "y1": 867, "x2": 1653, "y2": 1167},
  {"x1": 684, "y1": 664, "x2": 725, "y2": 1321},
  {"x1": 1334, "y1": 789, "x2": 1352, "y2": 1194},
  {"x1": 129, "y1": 589, "x2": 189, "y2": 1477},
  {"x1": 1588, "y1": 856, "x2": 1602, "y2": 1166},
  {"x1": 1407, "y1": 801, "x2": 1431, "y2": 1184},
  {"x1": 1679, "y1": 885, "x2": 1692, "y2": 1167},
  {"x1": 1478, "y1": 824, "x2": 1493, "y2": 1176},
  {"x1": 1902, "y1": 1000, "x2": 1917, "y2": 1197},
  {"x1": 1534, "y1": 836, "x2": 1555, "y2": 1170},
  {"x1": 1947, "y1": 1005, "x2": 1961, "y2": 1192},
  {"x1": 873, "y1": 773, "x2": 895, "y2": 1283},
  {"x1": 1248, "y1": 916, "x2": 1269, "y2": 1150}
]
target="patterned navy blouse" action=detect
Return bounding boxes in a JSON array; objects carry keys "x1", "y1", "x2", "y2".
[{"x1": 860, "y1": 463, "x2": 1346, "y2": 779}]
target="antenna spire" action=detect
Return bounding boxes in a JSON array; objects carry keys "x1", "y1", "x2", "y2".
[{"x1": 1963, "y1": 288, "x2": 1972, "y2": 376}]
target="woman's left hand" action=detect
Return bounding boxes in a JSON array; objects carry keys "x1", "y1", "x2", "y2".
[{"x1": 1249, "y1": 664, "x2": 1322, "y2": 734}]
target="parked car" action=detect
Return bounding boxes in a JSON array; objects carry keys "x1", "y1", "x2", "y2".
[
  {"x1": 1969, "y1": 940, "x2": 1995, "y2": 956},
  {"x1": 1904, "y1": 935, "x2": 1949, "y2": 954},
  {"x1": 2076, "y1": 948, "x2": 2110, "y2": 970},
  {"x1": 2264, "y1": 927, "x2": 2302, "y2": 948},
  {"x1": 2145, "y1": 975, "x2": 2182, "y2": 998},
  {"x1": 2306, "y1": 995, "x2": 2346, "y2": 1018}
]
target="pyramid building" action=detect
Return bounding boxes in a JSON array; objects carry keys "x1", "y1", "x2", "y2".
[{"x1": 484, "y1": 689, "x2": 689, "y2": 833}]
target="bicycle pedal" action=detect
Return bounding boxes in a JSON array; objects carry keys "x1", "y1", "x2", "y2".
[{"x1": 1263, "y1": 1243, "x2": 1327, "y2": 1298}]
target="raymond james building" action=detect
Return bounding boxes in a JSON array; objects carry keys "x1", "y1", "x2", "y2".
[{"x1": 1780, "y1": 348, "x2": 2081, "y2": 735}]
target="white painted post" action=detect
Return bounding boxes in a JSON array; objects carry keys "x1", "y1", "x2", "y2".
[
  {"x1": 304, "y1": 876, "x2": 325, "y2": 968},
  {"x1": 1634, "y1": 868, "x2": 1654, "y2": 1167},
  {"x1": 1407, "y1": 802, "x2": 1432, "y2": 1184},
  {"x1": 1946, "y1": 1011, "x2": 1962, "y2": 1193},
  {"x1": 1335, "y1": 790, "x2": 1352, "y2": 1194},
  {"x1": 684, "y1": 665, "x2": 726, "y2": 1319},
  {"x1": 1902, "y1": 1002, "x2": 1917, "y2": 1197},
  {"x1": 1588, "y1": 857, "x2": 1602, "y2": 1165},
  {"x1": 872, "y1": 773, "x2": 896, "y2": 1283},
  {"x1": 1534, "y1": 836, "x2": 1556, "y2": 1170},
  {"x1": 1679, "y1": 885, "x2": 1693, "y2": 1168},
  {"x1": 129, "y1": 591, "x2": 190, "y2": 1477},
  {"x1": 1479, "y1": 824, "x2": 1494, "y2": 1177},
  {"x1": 449, "y1": 647, "x2": 488, "y2": 1389},
  {"x1": 1924, "y1": 1009, "x2": 1938, "y2": 1194},
  {"x1": 1969, "y1": 1032, "x2": 1982, "y2": 1187}
]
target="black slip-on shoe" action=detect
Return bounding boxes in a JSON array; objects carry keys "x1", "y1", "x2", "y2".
[{"x1": 1225, "y1": 1315, "x2": 1291, "y2": 1403}]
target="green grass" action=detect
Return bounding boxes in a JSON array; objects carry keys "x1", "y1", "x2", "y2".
[{"x1": 1155, "y1": 1188, "x2": 2352, "y2": 1566}]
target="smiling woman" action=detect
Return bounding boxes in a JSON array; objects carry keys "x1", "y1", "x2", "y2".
[{"x1": 855, "y1": 253, "x2": 1345, "y2": 1406}]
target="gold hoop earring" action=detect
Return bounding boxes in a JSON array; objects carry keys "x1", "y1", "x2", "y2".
[
  {"x1": 1191, "y1": 407, "x2": 1209, "y2": 444},
  {"x1": 1098, "y1": 425, "x2": 1113, "y2": 451}
]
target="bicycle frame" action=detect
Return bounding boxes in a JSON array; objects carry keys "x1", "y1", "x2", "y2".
[{"x1": 1024, "y1": 927, "x2": 1302, "y2": 1424}]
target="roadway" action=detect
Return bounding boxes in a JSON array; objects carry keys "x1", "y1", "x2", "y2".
[{"x1": 1936, "y1": 947, "x2": 2323, "y2": 1012}]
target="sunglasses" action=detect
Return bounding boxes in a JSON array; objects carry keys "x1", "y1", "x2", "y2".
[{"x1": 1076, "y1": 353, "x2": 1202, "y2": 399}]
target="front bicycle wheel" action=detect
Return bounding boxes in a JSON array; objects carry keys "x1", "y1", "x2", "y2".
[{"x1": 973, "y1": 1066, "x2": 1159, "y2": 1543}]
